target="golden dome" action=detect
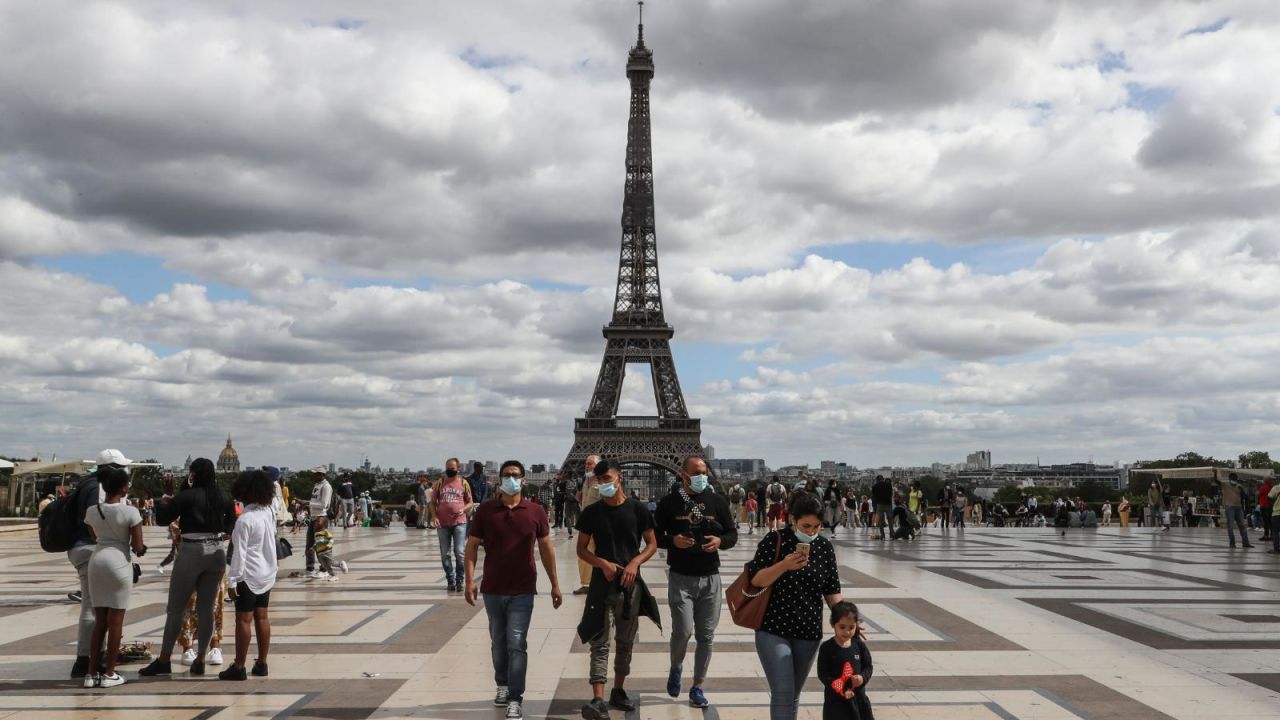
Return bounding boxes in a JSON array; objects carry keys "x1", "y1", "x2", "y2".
[{"x1": 217, "y1": 434, "x2": 240, "y2": 473}]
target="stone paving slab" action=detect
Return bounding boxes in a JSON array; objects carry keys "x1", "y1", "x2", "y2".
[{"x1": 2, "y1": 524, "x2": 1278, "y2": 718}]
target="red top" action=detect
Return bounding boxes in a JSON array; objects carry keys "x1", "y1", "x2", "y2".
[
  {"x1": 469, "y1": 497, "x2": 549, "y2": 595},
  {"x1": 1260, "y1": 483, "x2": 1273, "y2": 509},
  {"x1": 433, "y1": 477, "x2": 471, "y2": 527}
]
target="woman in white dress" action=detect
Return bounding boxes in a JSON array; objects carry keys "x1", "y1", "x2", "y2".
[{"x1": 84, "y1": 467, "x2": 145, "y2": 688}]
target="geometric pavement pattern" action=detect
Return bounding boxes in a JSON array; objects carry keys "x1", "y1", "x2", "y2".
[{"x1": 2, "y1": 522, "x2": 1280, "y2": 718}]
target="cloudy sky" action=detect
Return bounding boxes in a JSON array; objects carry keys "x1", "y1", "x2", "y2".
[{"x1": 3, "y1": 0, "x2": 1279, "y2": 471}]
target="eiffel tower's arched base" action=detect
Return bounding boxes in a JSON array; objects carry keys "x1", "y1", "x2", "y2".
[{"x1": 560, "y1": 424, "x2": 706, "y2": 480}]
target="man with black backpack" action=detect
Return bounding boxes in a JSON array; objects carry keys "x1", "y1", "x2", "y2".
[
  {"x1": 727, "y1": 482, "x2": 746, "y2": 530},
  {"x1": 65, "y1": 449, "x2": 132, "y2": 678},
  {"x1": 765, "y1": 476, "x2": 787, "y2": 532}
]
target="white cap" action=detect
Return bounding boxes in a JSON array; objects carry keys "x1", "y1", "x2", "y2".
[{"x1": 96, "y1": 449, "x2": 133, "y2": 467}]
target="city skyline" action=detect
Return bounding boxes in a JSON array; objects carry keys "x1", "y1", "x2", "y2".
[{"x1": 2, "y1": 2, "x2": 1279, "y2": 469}]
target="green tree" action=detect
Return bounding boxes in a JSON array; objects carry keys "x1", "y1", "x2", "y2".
[
  {"x1": 130, "y1": 460, "x2": 166, "y2": 499},
  {"x1": 1239, "y1": 450, "x2": 1278, "y2": 470},
  {"x1": 1142, "y1": 451, "x2": 1233, "y2": 469}
]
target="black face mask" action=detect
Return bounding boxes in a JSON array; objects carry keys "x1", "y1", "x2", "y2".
[{"x1": 446, "y1": 469, "x2": 459, "y2": 478}]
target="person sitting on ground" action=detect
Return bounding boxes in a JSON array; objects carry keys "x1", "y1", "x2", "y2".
[{"x1": 891, "y1": 504, "x2": 915, "y2": 541}]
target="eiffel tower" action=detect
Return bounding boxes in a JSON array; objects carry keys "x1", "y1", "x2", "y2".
[{"x1": 560, "y1": 5, "x2": 704, "y2": 479}]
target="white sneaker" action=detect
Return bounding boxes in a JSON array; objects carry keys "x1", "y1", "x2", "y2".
[
  {"x1": 157, "y1": 565, "x2": 166, "y2": 575},
  {"x1": 306, "y1": 569, "x2": 324, "y2": 578},
  {"x1": 340, "y1": 560, "x2": 349, "y2": 574},
  {"x1": 325, "y1": 574, "x2": 340, "y2": 582},
  {"x1": 83, "y1": 674, "x2": 97, "y2": 689},
  {"x1": 180, "y1": 649, "x2": 197, "y2": 666},
  {"x1": 99, "y1": 672, "x2": 126, "y2": 688},
  {"x1": 494, "y1": 686, "x2": 509, "y2": 706},
  {"x1": 206, "y1": 647, "x2": 223, "y2": 665},
  {"x1": 505, "y1": 700, "x2": 522, "y2": 719}
]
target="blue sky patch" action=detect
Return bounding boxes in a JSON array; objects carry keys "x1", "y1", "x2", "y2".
[
  {"x1": 1125, "y1": 83, "x2": 1175, "y2": 112},
  {"x1": 460, "y1": 46, "x2": 521, "y2": 70},
  {"x1": 1183, "y1": 17, "x2": 1229, "y2": 36},
  {"x1": 1097, "y1": 50, "x2": 1128, "y2": 73},
  {"x1": 38, "y1": 253, "x2": 250, "y2": 304},
  {"x1": 809, "y1": 239, "x2": 1050, "y2": 276}
]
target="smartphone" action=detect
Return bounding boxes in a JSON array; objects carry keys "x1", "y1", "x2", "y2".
[{"x1": 797, "y1": 543, "x2": 810, "y2": 558}]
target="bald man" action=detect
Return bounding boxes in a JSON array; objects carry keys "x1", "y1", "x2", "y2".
[{"x1": 573, "y1": 455, "x2": 602, "y2": 595}]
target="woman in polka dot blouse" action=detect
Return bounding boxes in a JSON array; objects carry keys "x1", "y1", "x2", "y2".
[{"x1": 746, "y1": 494, "x2": 844, "y2": 720}]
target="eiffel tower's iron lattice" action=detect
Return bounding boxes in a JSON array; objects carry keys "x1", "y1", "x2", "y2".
[{"x1": 561, "y1": 9, "x2": 704, "y2": 479}]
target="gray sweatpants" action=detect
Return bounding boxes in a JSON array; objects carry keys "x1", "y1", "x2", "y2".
[
  {"x1": 67, "y1": 544, "x2": 97, "y2": 656},
  {"x1": 668, "y1": 571, "x2": 722, "y2": 684},
  {"x1": 160, "y1": 542, "x2": 226, "y2": 659}
]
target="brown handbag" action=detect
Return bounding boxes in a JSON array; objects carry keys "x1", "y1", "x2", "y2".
[{"x1": 725, "y1": 531, "x2": 783, "y2": 629}]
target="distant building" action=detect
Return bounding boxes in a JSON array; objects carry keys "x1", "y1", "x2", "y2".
[
  {"x1": 216, "y1": 435, "x2": 241, "y2": 474},
  {"x1": 183, "y1": 455, "x2": 192, "y2": 471},
  {"x1": 711, "y1": 458, "x2": 767, "y2": 479},
  {"x1": 703, "y1": 444, "x2": 716, "y2": 461},
  {"x1": 531, "y1": 464, "x2": 547, "y2": 474},
  {"x1": 966, "y1": 450, "x2": 992, "y2": 470}
]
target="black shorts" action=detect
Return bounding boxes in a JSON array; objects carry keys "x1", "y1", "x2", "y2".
[{"x1": 234, "y1": 581, "x2": 271, "y2": 613}]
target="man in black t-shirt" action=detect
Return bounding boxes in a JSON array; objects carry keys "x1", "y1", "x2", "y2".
[
  {"x1": 575, "y1": 460, "x2": 657, "y2": 719},
  {"x1": 653, "y1": 456, "x2": 736, "y2": 709},
  {"x1": 871, "y1": 475, "x2": 893, "y2": 541}
]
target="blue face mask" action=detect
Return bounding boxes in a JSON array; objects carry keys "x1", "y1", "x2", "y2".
[
  {"x1": 598, "y1": 482, "x2": 618, "y2": 498},
  {"x1": 500, "y1": 476, "x2": 523, "y2": 496},
  {"x1": 689, "y1": 474, "x2": 709, "y2": 493},
  {"x1": 794, "y1": 529, "x2": 818, "y2": 544}
]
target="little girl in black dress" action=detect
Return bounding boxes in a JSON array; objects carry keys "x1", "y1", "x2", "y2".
[{"x1": 816, "y1": 601, "x2": 874, "y2": 720}]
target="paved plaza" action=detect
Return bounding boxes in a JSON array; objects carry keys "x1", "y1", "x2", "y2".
[{"x1": 2, "y1": 523, "x2": 1280, "y2": 719}]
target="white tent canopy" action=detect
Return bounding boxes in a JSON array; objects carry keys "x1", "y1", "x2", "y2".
[
  {"x1": 13, "y1": 460, "x2": 96, "y2": 476},
  {"x1": 0, "y1": 458, "x2": 14, "y2": 470}
]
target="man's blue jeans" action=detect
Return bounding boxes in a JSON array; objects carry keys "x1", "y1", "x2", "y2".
[
  {"x1": 1225, "y1": 505, "x2": 1249, "y2": 546},
  {"x1": 483, "y1": 593, "x2": 534, "y2": 702},
  {"x1": 755, "y1": 630, "x2": 820, "y2": 720},
  {"x1": 437, "y1": 524, "x2": 467, "y2": 585}
]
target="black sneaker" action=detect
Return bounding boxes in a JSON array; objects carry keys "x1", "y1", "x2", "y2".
[
  {"x1": 67, "y1": 591, "x2": 82, "y2": 603},
  {"x1": 446, "y1": 583, "x2": 457, "y2": 593},
  {"x1": 218, "y1": 664, "x2": 247, "y2": 681},
  {"x1": 70, "y1": 656, "x2": 90, "y2": 679},
  {"x1": 189, "y1": 660, "x2": 205, "y2": 676},
  {"x1": 251, "y1": 660, "x2": 268, "y2": 677},
  {"x1": 581, "y1": 698, "x2": 610, "y2": 720},
  {"x1": 608, "y1": 687, "x2": 636, "y2": 712},
  {"x1": 137, "y1": 659, "x2": 172, "y2": 676}
]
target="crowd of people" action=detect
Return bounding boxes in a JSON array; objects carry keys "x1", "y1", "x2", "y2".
[
  {"x1": 60, "y1": 448, "x2": 1280, "y2": 718},
  {"x1": 450, "y1": 453, "x2": 870, "y2": 720},
  {"x1": 59, "y1": 450, "x2": 281, "y2": 689}
]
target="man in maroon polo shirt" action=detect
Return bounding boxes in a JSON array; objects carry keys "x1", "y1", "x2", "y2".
[{"x1": 464, "y1": 460, "x2": 563, "y2": 720}]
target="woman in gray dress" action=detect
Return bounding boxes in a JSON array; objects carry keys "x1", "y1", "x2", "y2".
[{"x1": 84, "y1": 467, "x2": 145, "y2": 688}]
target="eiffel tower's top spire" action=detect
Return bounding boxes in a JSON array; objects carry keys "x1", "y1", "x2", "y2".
[{"x1": 636, "y1": 1, "x2": 645, "y2": 49}]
